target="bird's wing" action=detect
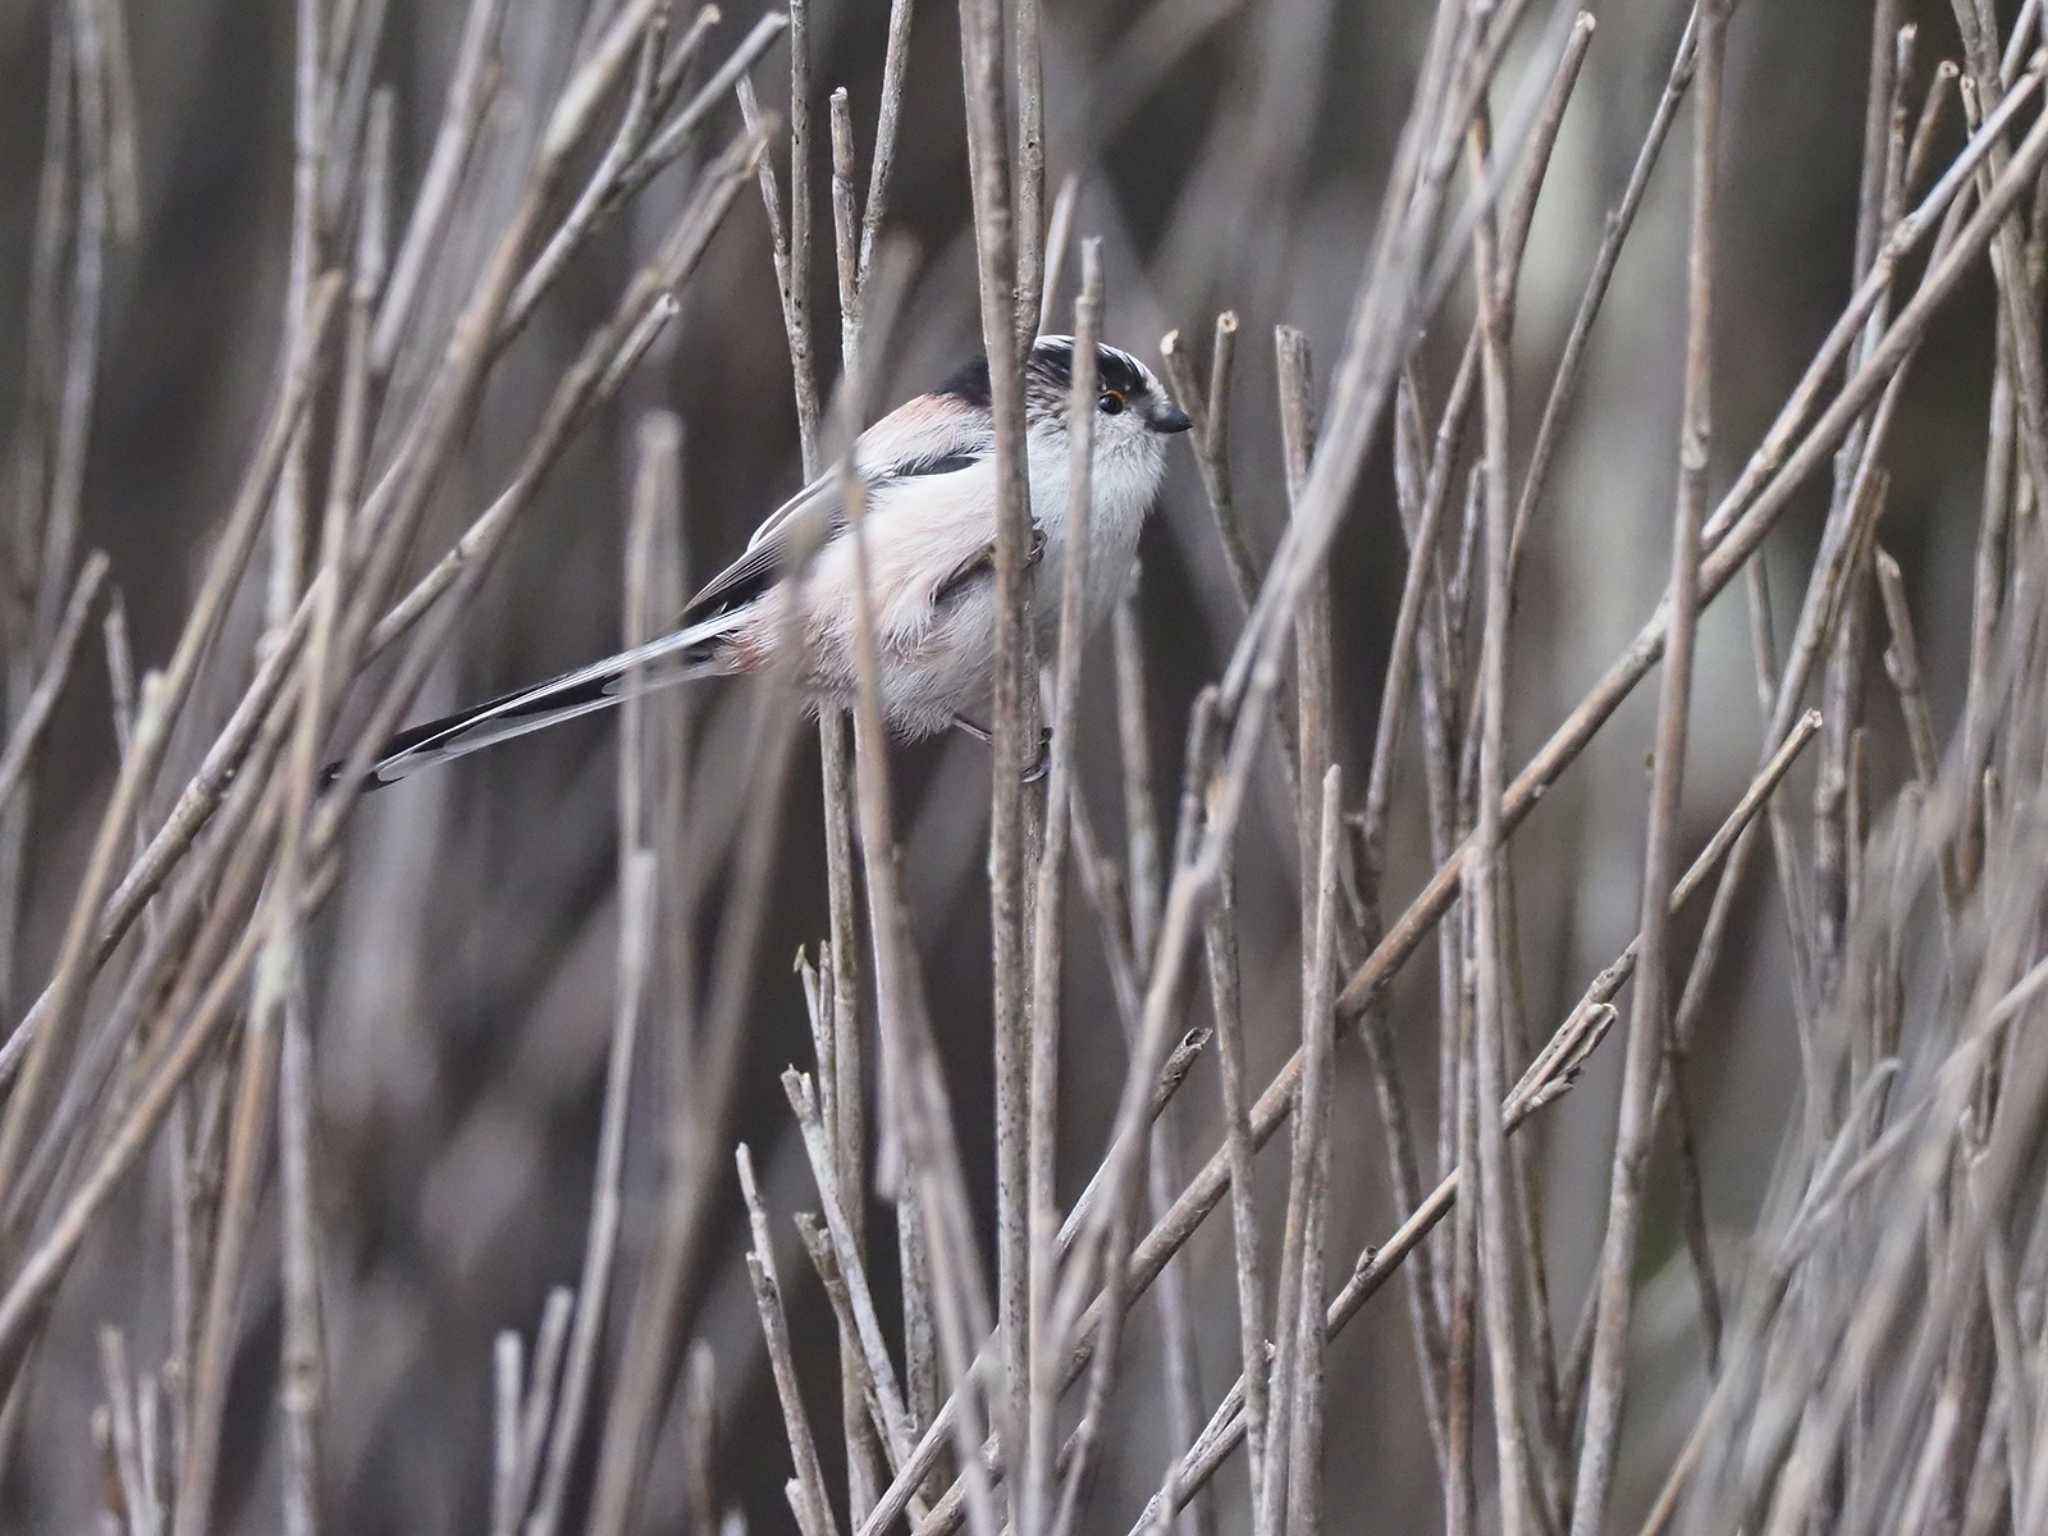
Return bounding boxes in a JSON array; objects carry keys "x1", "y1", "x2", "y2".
[
  {"x1": 678, "y1": 473, "x2": 845, "y2": 628},
  {"x1": 678, "y1": 404, "x2": 996, "y2": 629}
]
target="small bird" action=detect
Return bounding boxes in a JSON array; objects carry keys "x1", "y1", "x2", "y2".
[{"x1": 357, "y1": 335, "x2": 1192, "y2": 786}]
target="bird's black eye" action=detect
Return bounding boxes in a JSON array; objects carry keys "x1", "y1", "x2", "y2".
[{"x1": 1098, "y1": 389, "x2": 1126, "y2": 416}]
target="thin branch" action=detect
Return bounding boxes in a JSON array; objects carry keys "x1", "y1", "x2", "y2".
[
  {"x1": 171, "y1": 947, "x2": 289, "y2": 1536},
  {"x1": 1036, "y1": 173, "x2": 1080, "y2": 338},
  {"x1": 957, "y1": 0, "x2": 1041, "y2": 1507},
  {"x1": 512, "y1": 1289, "x2": 575, "y2": 1528},
  {"x1": 1129, "y1": 719, "x2": 1821, "y2": 1533},
  {"x1": 1158, "y1": 315, "x2": 1253, "y2": 614},
  {"x1": 1258, "y1": 324, "x2": 1322, "y2": 1536},
  {"x1": 1569, "y1": 6, "x2": 1722, "y2": 1529},
  {"x1": 1013, "y1": 0, "x2": 1046, "y2": 345},
  {"x1": 1512, "y1": 10, "x2": 1692, "y2": 585},
  {"x1": 0, "y1": 272, "x2": 342, "y2": 1255},
  {"x1": 822, "y1": 90, "x2": 877, "y2": 1532},
  {"x1": 521, "y1": 849, "x2": 656, "y2": 1536},
  {"x1": 1022, "y1": 240, "x2": 1101, "y2": 1536},
  {"x1": 492, "y1": 1334, "x2": 523, "y2": 1536},
  {"x1": 360, "y1": 126, "x2": 762, "y2": 662},
  {"x1": 1871, "y1": 542, "x2": 1967, "y2": 921},
  {"x1": 97, "y1": 1328, "x2": 156, "y2": 1536},
  {"x1": 1113, "y1": 584, "x2": 1164, "y2": 963},
  {"x1": 1467, "y1": 97, "x2": 1533, "y2": 1536},
  {"x1": 371, "y1": 0, "x2": 508, "y2": 376},
  {"x1": 857, "y1": 0, "x2": 917, "y2": 289},
  {"x1": 841, "y1": 312, "x2": 1005, "y2": 1536},
  {"x1": 1283, "y1": 768, "x2": 1342, "y2": 1536},
  {"x1": 278, "y1": 969, "x2": 325, "y2": 1536},
  {"x1": 783, "y1": 1072, "x2": 932, "y2": 1522},
  {"x1": 1195, "y1": 724, "x2": 1269, "y2": 1498},
  {"x1": 0, "y1": 551, "x2": 108, "y2": 814},
  {"x1": 737, "y1": 1146, "x2": 843, "y2": 1536},
  {"x1": 739, "y1": 71, "x2": 822, "y2": 475}
]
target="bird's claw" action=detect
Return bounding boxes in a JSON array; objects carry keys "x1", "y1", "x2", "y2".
[
  {"x1": 1022, "y1": 726, "x2": 1053, "y2": 783},
  {"x1": 954, "y1": 714, "x2": 1053, "y2": 781}
]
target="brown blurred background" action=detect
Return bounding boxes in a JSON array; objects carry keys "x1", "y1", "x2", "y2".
[{"x1": 0, "y1": 0, "x2": 2008, "y2": 1529}]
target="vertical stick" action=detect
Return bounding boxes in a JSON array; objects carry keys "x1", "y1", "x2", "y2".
[
  {"x1": 1467, "y1": 97, "x2": 1533, "y2": 1536},
  {"x1": 844, "y1": 461, "x2": 1005, "y2": 1536},
  {"x1": 824, "y1": 86, "x2": 879, "y2": 1531},
  {"x1": 1022, "y1": 242, "x2": 1101, "y2": 1536},
  {"x1": 584, "y1": 415, "x2": 705, "y2": 1536},
  {"x1": 1198, "y1": 702, "x2": 1269, "y2": 1503},
  {"x1": 958, "y1": 0, "x2": 1040, "y2": 1504},
  {"x1": 1259, "y1": 325, "x2": 1320, "y2": 1536},
  {"x1": 269, "y1": 0, "x2": 325, "y2": 640},
  {"x1": 524, "y1": 849, "x2": 658, "y2": 1536},
  {"x1": 1285, "y1": 768, "x2": 1343, "y2": 1536},
  {"x1": 738, "y1": 1147, "x2": 843, "y2": 1536},
  {"x1": 1013, "y1": 0, "x2": 1047, "y2": 347},
  {"x1": 1111, "y1": 573, "x2": 1210, "y2": 1536},
  {"x1": 1113, "y1": 588, "x2": 1163, "y2": 962},
  {"x1": 1569, "y1": 5, "x2": 1723, "y2": 1532}
]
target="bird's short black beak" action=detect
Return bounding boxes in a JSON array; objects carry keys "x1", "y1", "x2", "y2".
[{"x1": 1151, "y1": 404, "x2": 1194, "y2": 435}]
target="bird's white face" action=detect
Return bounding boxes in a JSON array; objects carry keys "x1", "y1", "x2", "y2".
[
  {"x1": 1086, "y1": 388, "x2": 1173, "y2": 514},
  {"x1": 1023, "y1": 337, "x2": 1190, "y2": 514}
]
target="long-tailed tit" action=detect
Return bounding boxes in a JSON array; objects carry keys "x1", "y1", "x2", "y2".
[{"x1": 358, "y1": 335, "x2": 1192, "y2": 786}]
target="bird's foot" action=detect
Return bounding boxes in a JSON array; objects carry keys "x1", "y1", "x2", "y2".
[
  {"x1": 1022, "y1": 726, "x2": 1052, "y2": 783},
  {"x1": 951, "y1": 714, "x2": 1053, "y2": 782}
]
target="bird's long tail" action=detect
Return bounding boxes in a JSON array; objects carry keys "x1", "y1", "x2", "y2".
[{"x1": 348, "y1": 620, "x2": 733, "y2": 789}]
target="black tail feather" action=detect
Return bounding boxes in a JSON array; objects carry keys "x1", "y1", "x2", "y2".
[{"x1": 325, "y1": 623, "x2": 729, "y2": 792}]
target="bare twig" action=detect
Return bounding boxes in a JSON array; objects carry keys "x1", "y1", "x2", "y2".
[
  {"x1": 0, "y1": 551, "x2": 108, "y2": 814},
  {"x1": 1128, "y1": 714, "x2": 1820, "y2": 1532},
  {"x1": 1283, "y1": 768, "x2": 1342, "y2": 1536},
  {"x1": 267, "y1": 0, "x2": 325, "y2": 643},
  {"x1": 1258, "y1": 324, "x2": 1323, "y2": 1536},
  {"x1": 35, "y1": 0, "x2": 111, "y2": 659},
  {"x1": 0, "y1": 269, "x2": 341, "y2": 1254},
  {"x1": 832, "y1": 231, "x2": 1006, "y2": 1532},
  {"x1": 1194, "y1": 697, "x2": 1268, "y2": 1499},
  {"x1": 586, "y1": 413, "x2": 797, "y2": 1536},
  {"x1": 1022, "y1": 241, "x2": 1101, "y2": 1536},
  {"x1": 1907, "y1": 63, "x2": 1963, "y2": 198},
  {"x1": 737, "y1": 5, "x2": 820, "y2": 474},
  {"x1": 873, "y1": 62, "x2": 2047, "y2": 1504},
  {"x1": 361, "y1": 126, "x2": 762, "y2": 661},
  {"x1": 1113, "y1": 586, "x2": 1164, "y2": 963},
  {"x1": 1465, "y1": 96, "x2": 1533, "y2": 1536},
  {"x1": 1013, "y1": 0, "x2": 1046, "y2": 345},
  {"x1": 737, "y1": 1145, "x2": 842, "y2": 1536},
  {"x1": 1158, "y1": 316, "x2": 1253, "y2": 614},
  {"x1": 1873, "y1": 547, "x2": 1962, "y2": 927},
  {"x1": 492, "y1": 1334, "x2": 523, "y2": 1536},
  {"x1": 782, "y1": 1072, "x2": 932, "y2": 1521},
  {"x1": 615, "y1": 12, "x2": 790, "y2": 214},
  {"x1": 513, "y1": 1289, "x2": 575, "y2": 1528},
  {"x1": 172, "y1": 940, "x2": 289, "y2": 1536},
  {"x1": 523, "y1": 552, "x2": 664, "y2": 1536},
  {"x1": 97, "y1": 1328, "x2": 155, "y2": 1536},
  {"x1": 277, "y1": 971, "x2": 324, "y2": 1536},
  {"x1": 369, "y1": 0, "x2": 506, "y2": 374},
  {"x1": 823, "y1": 84, "x2": 875, "y2": 1532},
  {"x1": 858, "y1": 0, "x2": 917, "y2": 288},
  {"x1": 957, "y1": 0, "x2": 1041, "y2": 1504},
  {"x1": 1569, "y1": 8, "x2": 1723, "y2": 1530}
]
